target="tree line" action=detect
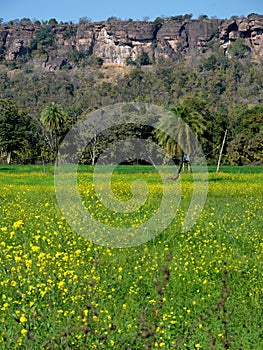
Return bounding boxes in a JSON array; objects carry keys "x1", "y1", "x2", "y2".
[
  {"x1": 2, "y1": 13, "x2": 259, "y2": 26},
  {"x1": 1, "y1": 95, "x2": 262, "y2": 167}
]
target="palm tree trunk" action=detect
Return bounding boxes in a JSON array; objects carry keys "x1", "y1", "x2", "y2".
[
  {"x1": 54, "y1": 134, "x2": 59, "y2": 167},
  {"x1": 167, "y1": 150, "x2": 184, "y2": 180}
]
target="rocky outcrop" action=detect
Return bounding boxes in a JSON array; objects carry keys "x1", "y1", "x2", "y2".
[
  {"x1": 219, "y1": 14, "x2": 263, "y2": 56},
  {"x1": 42, "y1": 56, "x2": 70, "y2": 71},
  {"x1": 0, "y1": 15, "x2": 262, "y2": 69},
  {"x1": 93, "y1": 21, "x2": 156, "y2": 64},
  {"x1": 1, "y1": 25, "x2": 34, "y2": 60},
  {"x1": 155, "y1": 19, "x2": 223, "y2": 58}
]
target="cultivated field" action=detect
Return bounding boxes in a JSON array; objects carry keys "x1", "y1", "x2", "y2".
[{"x1": 0, "y1": 165, "x2": 262, "y2": 349}]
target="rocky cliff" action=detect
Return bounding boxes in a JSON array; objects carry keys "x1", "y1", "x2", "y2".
[{"x1": 0, "y1": 14, "x2": 262, "y2": 69}]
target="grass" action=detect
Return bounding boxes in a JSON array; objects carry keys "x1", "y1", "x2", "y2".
[{"x1": 0, "y1": 165, "x2": 262, "y2": 349}]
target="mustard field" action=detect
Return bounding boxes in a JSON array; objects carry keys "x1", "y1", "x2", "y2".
[{"x1": 0, "y1": 165, "x2": 262, "y2": 349}]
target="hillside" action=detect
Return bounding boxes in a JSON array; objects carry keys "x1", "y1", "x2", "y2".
[{"x1": 0, "y1": 15, "x2": 262, "y2": 166}]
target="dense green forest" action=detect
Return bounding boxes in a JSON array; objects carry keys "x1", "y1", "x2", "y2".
[{"x1": 0, "y1": 21, "x2": 262, "y2": 166}]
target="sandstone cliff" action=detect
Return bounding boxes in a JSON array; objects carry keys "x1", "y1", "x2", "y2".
[{"x1": 0, "y1": 14, "x2": 262, "y2": 69}]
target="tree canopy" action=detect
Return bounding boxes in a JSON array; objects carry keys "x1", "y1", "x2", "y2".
[{"x1": 0, "y1": 98, "x2": 39, "y2": 164}]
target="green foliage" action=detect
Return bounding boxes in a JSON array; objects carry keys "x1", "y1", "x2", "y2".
[
  {"x1": 227, "y1": 105, "x2": 263, "y2": 165},
  {"x1": 106, "y1": 16, "x2": 121, "y2": 22},
  {"x1": 203, "y1": 54, "x2": 218, "y2": 71},
  {"x1": 153, "y1": 17, "x2": 164, "y2": 29},
  {"x1": 67, "y1": 49, "x2": 91, "y2": 66},
  {"x1": 40, "y1": 102, "x2": 67, "y2": 163},
  {"x1": 62, "y1": 26, "x2": 77, "y2": 39},
  {"x1": 170, "y1": 14, "x2": 193, "y2": 21},
  {"x1": 40, "y1": 102, "x2": 66, "y2": 132},
  {"x1": 125, "y1": 56, "x2": 137, "y2": 66},
  {"x1": 34, "y1": 20, "x2": 41, "y2": 26},
  {"x1": 95, "y1": 57, "x2": 104, "y2": 67},
  {"x1": 228, "y1": 38, "x2": 251, "y2": 58},
  {"x1": 48, "y1": 18, "x2": 58, "y2": 26},
  {"x1": 79, "y1": 17, "x2": 92, "y2": 24},
  {"x1": 198, "y1": 14, "x2": 209, "y2": 20},
  {"x1": 154, "y1": 101, "x2": 205, "y2": 165},
  {"x1": 30, "y1": 27, "x2": 55, "y2": 53},
  {"x1": 0, "y1": 98, "x2": 40, "y2": 163},
  {"x1": 228, "y1": 132, "x2": 263, "y2": 165},
  {"x1": 20, "y1": 18, "x2": 32, "y2": 26},
  {"x1": 137, "y1": 51, "x2": 151, "y2": 66}
]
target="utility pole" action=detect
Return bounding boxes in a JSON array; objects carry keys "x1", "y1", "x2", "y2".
[{"x1": 216, "y1": 129, "x2": 228, "y2": 173}]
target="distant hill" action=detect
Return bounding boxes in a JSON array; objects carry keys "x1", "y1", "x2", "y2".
[{"x1": 0, "y1": 14, "x2": 262, "y2": 69}]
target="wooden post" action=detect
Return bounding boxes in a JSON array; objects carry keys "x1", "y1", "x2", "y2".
[
  {"x1": 7, "y1": 151, "x2": 11, "y2": 165},
  {"x1": 42, "y1": 157, "x2": 46, "y2": 173},
  {"x1": 216, "y1": 129, "x2": 228, "y2": 173}
]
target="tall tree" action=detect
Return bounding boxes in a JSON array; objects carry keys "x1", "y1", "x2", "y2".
[
  {"x1": 40, "y1": 102, "x2": 66, "y2": 165},
  {"x1": 227, "y1": 105, "x2": 263, "y2": 165},
  {"x1": 0, "y1": 98, "x2": 38, "y2": 164},
  {"x1": 155, "y1": 102, "x2": 205, "y2": 179}
]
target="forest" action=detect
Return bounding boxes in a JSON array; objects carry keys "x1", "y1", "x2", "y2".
[{"x1": 0, "y1": 17, "x2": 262, "y2": 166}]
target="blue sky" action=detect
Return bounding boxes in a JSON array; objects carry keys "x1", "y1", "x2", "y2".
[{"x1": 1, "y1": 0, "x2": 262, "y2": 23}]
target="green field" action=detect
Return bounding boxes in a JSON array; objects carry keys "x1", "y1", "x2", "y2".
[{"x1": 0, "y1": 165, "x2": 262, "y2": 349}]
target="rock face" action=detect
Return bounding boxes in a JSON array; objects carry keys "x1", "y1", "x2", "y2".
[
  {"x1": 0, "y1": 15, "x2": 262, "y2": 69},
  {"x1": 219, "y1": 15, "x2": 263, "y2": 56},
  {"x1": 155, "y1": 19, "x2": 223, "y2": 58}
]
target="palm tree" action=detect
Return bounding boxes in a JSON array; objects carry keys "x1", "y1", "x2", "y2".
[
  {"x1": 40, "y1": 102, "x2": 66, "y2": 165},
  {"x1": 155, "y1": 102, "x2": 205, "y2": 180}
]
